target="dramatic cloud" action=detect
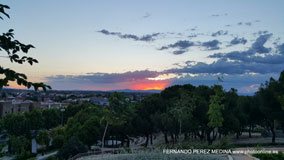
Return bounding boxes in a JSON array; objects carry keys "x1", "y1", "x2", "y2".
[
  {"x1": 211, "y1": 30, "x2": 228, "y2": 37},
  {"x1": 159, "y1": 39, "x2": 221, "y2": 54},
  {"x1": 167, "y1": 59, "x2": 284, "y2": 75},
  {"x1": 49, "y1": 70, "x2": 160, "y2": 84},
  {"x1": 210, "y1": 52, "x2": 284, "y2": 65},
  {"x1": 159, "y1": 40, "x2": 195, "y2": 50},
  {"x1": 159, "y1": 40, "x2": 195, "y2": 55},
  {"x1": 47, "y1": 70, "x2": 171, "y2": 91},
  {"x1": 230, "y1": 37, "x2": 247, "y2": 45},
  {"x1": 278, "y1": 43, "x2": 284, "y2": 54},
  {"x1": 251, "y1": 33, "x2": 272, "y2": 53},
  {"x1": 46, "y1": 37, "x2": 284, "y2": 93},
  {"x1": 47, "y1": 69, "x2": 279, "y2": 94},
  {"x1": 89, "y1": 22, "x2": 284, "y2": 94},
  {"x1": 202, "y1": 34, "x2": 284, "y2": 75},
  {"x1": 158, "y1": 33, "x2": 283, "y2": 84},
  {"x1": 201, "y1": 40, "x2": 221, "y2": 50},
  {"x1": 210, "y1": 34, "x2": 274, "y2": 59},
  {"x1": 98, "y1": 29, "x2": 161, "y2": 42}
]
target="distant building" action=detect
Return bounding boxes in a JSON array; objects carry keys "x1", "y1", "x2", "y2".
[
  {"x1": 40, "y1": 101, "x2": 68, "y2": 109},
  {"x1": 90, "y1": 97, "x2": 109, "y2": 106},
  {"x1": 0, "y1": 100, "x2": 40, "y2": 117}
]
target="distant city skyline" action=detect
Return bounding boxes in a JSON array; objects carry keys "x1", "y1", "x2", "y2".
[{"x1": 1, "y1": 0, "x2": 284, "y2": 94}]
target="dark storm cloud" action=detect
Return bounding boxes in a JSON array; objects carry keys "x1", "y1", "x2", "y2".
[{"x1": 98, "y1": 29, "x2": 161, "y2": 42}]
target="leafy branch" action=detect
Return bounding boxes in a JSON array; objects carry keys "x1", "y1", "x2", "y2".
[{"x1": 0, "y1": 3, "x2": 51, "y2": 91}]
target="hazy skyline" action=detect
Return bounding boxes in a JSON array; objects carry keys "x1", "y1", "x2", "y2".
[{"x1": 1, "y1": 0, "x2": 284, "y2": 94}]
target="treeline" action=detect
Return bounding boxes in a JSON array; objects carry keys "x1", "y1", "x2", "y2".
[
  {"x1": 1, "y1": 71, "x2": 284, "y2": 159},
  {"x1": 0, "y1": 104, "x2": 91, "y2": 159}
]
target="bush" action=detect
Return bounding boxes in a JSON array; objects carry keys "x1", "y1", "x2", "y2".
[
  {"x1": 57, "y1": 136, "x2": 88, "y2": 159},
  {"x1": 261, "y1": 129, "x2": 270, "y2": 137},
  {"x1": 158, "y1": 136, "x2": 233, "y2": 150},
  {"x1": 16, "y1": 150, "x2": 33, "y2": 160},
  {"x1": 215, "y1": 136, "x2": 233, "y2": 149},
  {"x1": 46, "y1": 156, "x2": 60, "y2": 160},
  {"x1": 52, "y1": 135, "x2": 64, "y2": 149},
  {"x1": 253, "y1": 153, "x2": 284, "y2": 160},
  {"x1": 9, "y1": 135, "x2": 30, "y2": 155}
]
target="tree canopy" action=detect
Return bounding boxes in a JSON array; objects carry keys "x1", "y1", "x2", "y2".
[{"x1": 0, "y1": 3, "x2": 50, "y2": 91}]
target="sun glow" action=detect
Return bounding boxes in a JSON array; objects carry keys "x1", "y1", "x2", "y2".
[
  {"x1": 6, "y1": 81, "x2": 26, "y2": 90},
  {"x1": 131, "y1": 80, "x2": 170, "y2": 90}
]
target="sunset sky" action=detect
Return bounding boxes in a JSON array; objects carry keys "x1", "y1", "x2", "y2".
[{"x1": 1, "y1": 0, "x2": 284, "y2": 94}]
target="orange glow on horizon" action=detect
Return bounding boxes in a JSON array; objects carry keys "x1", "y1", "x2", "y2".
[
  {"x1": 6, "y1": 81, "x2": 27, "y2": 90},
  {"x1": 131, "y1": 80, "x2": 170, "y2": 90},
  {"x1": 5, "y1": 80, "x2": 171, "y2": 91}
]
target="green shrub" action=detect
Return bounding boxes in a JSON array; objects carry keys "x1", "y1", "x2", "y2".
[
  {"x1": 215, "y1": 136, "x2": 233, "y2": 149},
  {"x1": 253, "y1": 153, "x2": 284, "y2": 160},
  {"x1": 52, "y1": 135, "x2": 64, "y2": 149},
  {"x1": 158, "y1": 137, "x2": 233, "y2": 150},
  {"x1": 46, "y1": 156, "x2": 60, "y2": 160},
  {"x1": 16, "y1": 150, "x2": 33, "y2": 160},
  {"x1": 260, "y1": 129, "x2": 269, "y2": 137},
  {"x1": 57, "y1": 136, "x2": 88, "y2": 159}
]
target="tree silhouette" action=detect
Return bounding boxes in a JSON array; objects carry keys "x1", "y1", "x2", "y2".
[
  {"x1": 0, "y1": 4, "x2": 51, "y2": 91},
  {"x1": 207, "y1": 85, "x2": 225, "y2": 145}
]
